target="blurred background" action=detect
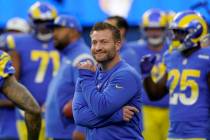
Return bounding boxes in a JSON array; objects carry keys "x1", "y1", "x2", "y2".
[
  {"x1": 0, "y1": 1, "x2": 209, "y2": 140},
  {"x1": 0, "y1": 0, "x2": 210, "y2": 44}
]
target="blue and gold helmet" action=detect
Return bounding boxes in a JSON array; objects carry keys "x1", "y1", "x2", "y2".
[
  {"x1": 169, "y1": 10, "x2": 208, "y2": 48},
  {"x1": 142, "y1": 9, "x2": 167, "y2": 28},
  {"x1": 165, "y1": 11, "x2": 176, "y2": 26},
  {"x1": 28, "y1": 2, "x2": 57, "y2": 41},
  {"x1": 28, "y1": 1, "x2": 57, "y2": 22}
]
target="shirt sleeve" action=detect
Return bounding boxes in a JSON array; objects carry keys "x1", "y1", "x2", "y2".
[
  {"x1": 73, "y1": 79, "x2": 124, "y2": 128},
  {"x1": 79, "y1": 69, "x2": 139, "y2": 117},
  {"x1": 72, "y1": 54, "x2": 95, "y2": 84},
  {"x1": 0, "y1": 51, "x2": 15, "y2": 88}
]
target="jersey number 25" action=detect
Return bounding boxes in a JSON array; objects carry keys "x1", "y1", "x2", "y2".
[{"x1": 168, "y1": 69, "x2": 200, "y2": 105}]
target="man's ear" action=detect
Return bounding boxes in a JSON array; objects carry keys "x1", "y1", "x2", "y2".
[{"x1": 115, "y1": 41, "x2": 121, "y2": 51}]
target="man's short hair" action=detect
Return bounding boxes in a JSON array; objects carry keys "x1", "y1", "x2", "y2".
[
  {"x1": 90, "y1": 22, "x2": 121, "y2": 42},
  {"x1": 107, "y1": 16, "x2": 128, "y2": 32}
]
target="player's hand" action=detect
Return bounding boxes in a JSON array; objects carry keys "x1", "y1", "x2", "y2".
[
  {"x1": 63, "y1": 100, "x2": 73, "y2": 119},
  {"x1": 140, "y1": 54, "x2": 156, "y2": 78},
  {"x1": 77, "y1": 60, "x2": 96, "y2": 72},
  {"x1": 123, "y1": 106, "x2": 139, "y2": 122}
]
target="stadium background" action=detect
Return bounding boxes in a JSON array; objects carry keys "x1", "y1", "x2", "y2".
[{"x1": 0, "y1": 0, "x2": 209, "y2": 44}]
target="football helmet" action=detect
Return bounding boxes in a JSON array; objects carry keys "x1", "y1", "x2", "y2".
[
  {"x1": 165, "y1": 11, "x2": 176, "y2": 26},
  {"x1": 28, "y1": 1, "x2": 57, "y2": 22},
  {"x1": 28, "y1": 1, "x2": 57, "y2": 41},
  {"x1": 142, "y1": 9, "x2": 167, "y2": 28},
  {"x1": 6, "y1": 17, "x2": 30, "y2": 33},
  {"x1": 141, "y1": 9, "x2": 167, "y2": 46},
  {"x1": 169, "y1": 10, "x2": 208, "y2": 50},
  {"x1": 200, "y1": 34, "x2": 210, "y2": 48}
]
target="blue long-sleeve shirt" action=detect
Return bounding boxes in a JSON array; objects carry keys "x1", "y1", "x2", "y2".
[
  {"x1": 73, "y1": 78, "x2": 124, "y2": 128},
  {"x1": 73, "y1": 60, "x2": 143, "y2": 140},
  {"x1": 45, "y1": 38, "x2": 93, "y2": 139}
]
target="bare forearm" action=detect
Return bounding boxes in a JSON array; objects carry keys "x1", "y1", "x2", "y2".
[
  {"x1": 2, "y1": 76, "x2": 41, "y2": 139},
  {"x1": 143, "y1": 75, "x2": 168, "y2": 101},
  {"x1": 25, "y1": 112, "x2": 41, "y2": 140},
  {"x1": 2, "y1": 76, "x2": 41, "y2": 114},
  {"x1": 0, "y1": 99, "x2": 15, "y2": 108}
]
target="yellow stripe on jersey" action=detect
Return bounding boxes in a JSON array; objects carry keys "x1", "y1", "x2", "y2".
[
  {"x1": 6, "y1": 35, "x2": 16, "y2": 49},
  {"x1": 168, "y1": 41, "x2": 181, "y2": 54},
  {"x1": 151, "y1": 62, "x2": 166, "y2": 83},
  {"x1": 0, "y1": 52, "x2": 12, "y2": 78}
]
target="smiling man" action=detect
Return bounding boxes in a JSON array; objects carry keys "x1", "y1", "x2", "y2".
[{"x1": 73, "y1": 22, "x2": 143, "y2": 140}]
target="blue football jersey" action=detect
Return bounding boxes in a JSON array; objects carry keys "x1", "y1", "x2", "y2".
[
  {"x1": 6, "y1": 34, "x2": 60, "y2": 106},
  {"x1": 135, "y1": 43, "x2": 169, "y2": 107},
  {"x1": 164, "y1": 48, "x2": 210, "y2": 138},
  {"x1": 0, "y1": 94, "x2": 18, "y2": 138}
]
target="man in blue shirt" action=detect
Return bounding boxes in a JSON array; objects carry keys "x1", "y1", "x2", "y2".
[
  {"x1": 73, "y1": 22, "x2": 143, "y2": 140},
  {"x1": 45, "y1": 15, "x2": 93, "y2": 140}
]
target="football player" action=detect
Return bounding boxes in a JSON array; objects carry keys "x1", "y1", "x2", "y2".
[
  {"x1": 6, "y1": 2, "x2": 60, "y2": 140},
  {"x1": 141, "y1": 10, "x2": 209, "y2": 140}
]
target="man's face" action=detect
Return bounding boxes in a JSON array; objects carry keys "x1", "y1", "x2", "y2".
[
  {"x1": 90, "y1": 29, "x2": 119, "y2": 63},
  {"x1": 53, "y1": 27, "x2": 70, "y2": 50},
  {"x1": 144, "y1": 27, "x2": 165, "y2": 46},
  {"x1": 33, "y1": 20, "x2": 53, "y2": 34}
]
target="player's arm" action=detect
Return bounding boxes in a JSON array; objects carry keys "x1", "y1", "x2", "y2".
[
  {"x1": 143, "y1": 74, "x2": 168, "y2": 100},
  {"x1": 140, "y1": 55, "x2": 168, "y2": 101},
  {"x1": 0, "y1": 98, "x2": 15, "y2": 108},
  {"x1": 1, "y1": 75, "x2": 41, "y2": 140}
]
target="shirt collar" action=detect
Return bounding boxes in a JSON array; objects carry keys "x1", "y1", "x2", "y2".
[{"x1": 97, "y1": 60, "x2": 123, "y2": 74}]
